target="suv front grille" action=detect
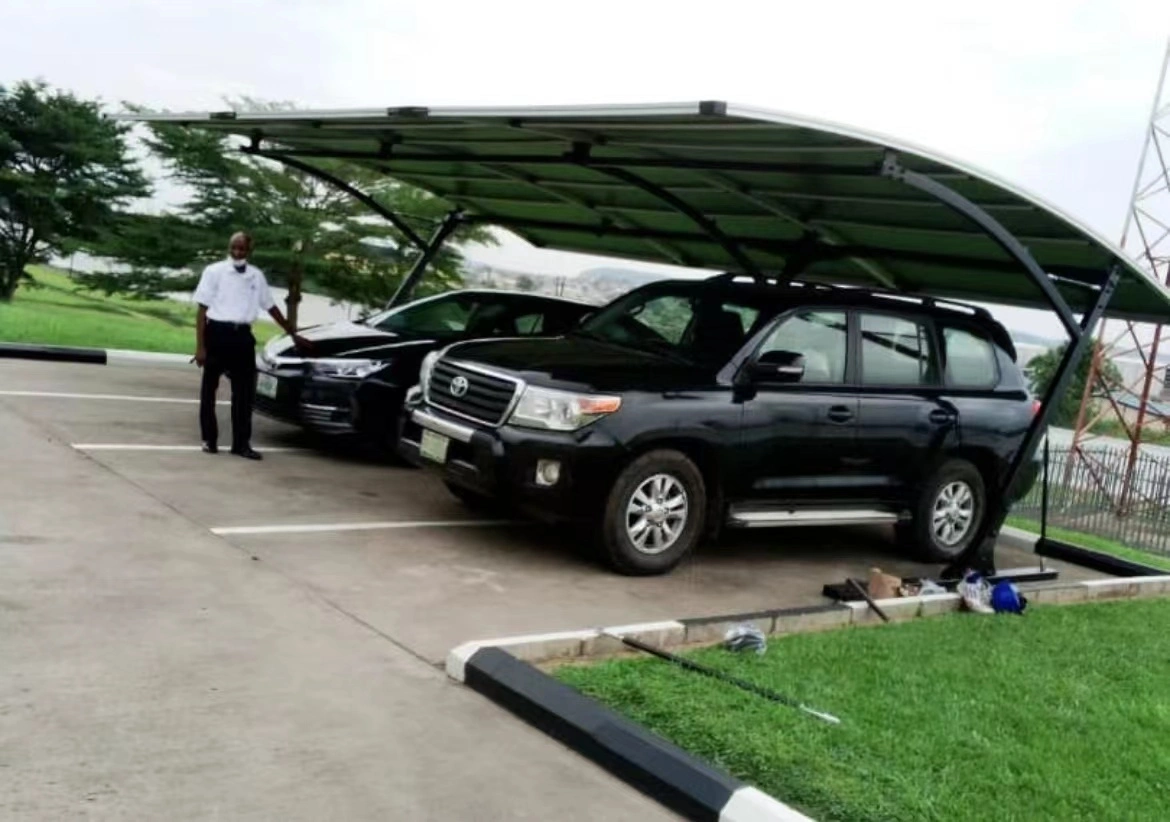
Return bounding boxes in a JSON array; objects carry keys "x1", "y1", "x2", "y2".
[{"x1": 428, "y1": 359, "x2": 519, "y2": 426}]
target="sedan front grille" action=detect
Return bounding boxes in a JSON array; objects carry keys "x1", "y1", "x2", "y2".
[{"x1": 428, "y1": 360, "x2": 519, "y2": 426}]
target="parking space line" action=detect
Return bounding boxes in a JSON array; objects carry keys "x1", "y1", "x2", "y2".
[
  {"x1": 210, "y1": 520, "x2": 517, "y2": 536},
  {"x1": 72, "y1": 444, "x2": 306, "y2": 453},
  {"x1": 0, "y1": 390, "x2": 227, "y2": 405}
]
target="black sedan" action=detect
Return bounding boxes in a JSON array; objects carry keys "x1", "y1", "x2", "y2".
[{"x1": 253, "y1": 289, "x2": 593, "y2": 452}]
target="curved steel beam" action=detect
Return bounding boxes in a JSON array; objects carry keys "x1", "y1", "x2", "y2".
[
  {"x1": 254, "y1": 150, "x2": 428, "y2": 251},
  {"x1": 358, "y1": 144, "x2": 694, "y2": 267},
  {"x1": 881, "y1": 151, "x2": 1082, "y2": 339},
  {"x1": 452, "y1": 163, "x2": 693, "y2": 267},
  {"x1": 587, "y1": 164, "x2": 762, "y2": 278},
  {"x1": 508, "y1": 122, "x2": 890, "y2": 286}
]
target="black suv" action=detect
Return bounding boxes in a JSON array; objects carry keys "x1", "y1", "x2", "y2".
[{"x1": 398, "y1": 275, "x2": 1039, "y2": 575}]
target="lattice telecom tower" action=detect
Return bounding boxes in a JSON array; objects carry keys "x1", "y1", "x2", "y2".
[{"x1": 1069, "y1": 38, "x2": 1170, "y2": 514}]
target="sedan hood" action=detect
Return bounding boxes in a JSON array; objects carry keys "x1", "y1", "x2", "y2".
[
  {"x1": 444, "y1": 334, "x2": 717, "y2": 392},
  {"x1": 265, "y1": 320, "x2": 434, "y2": 359}
]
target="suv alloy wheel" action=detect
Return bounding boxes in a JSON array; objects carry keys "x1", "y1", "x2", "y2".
[
  {"x1": 900, "y1": 458, "x2": 987, "y2": 562},
  {"x1": 601, "y1": 450, "x2": 706, "y2": 575}
]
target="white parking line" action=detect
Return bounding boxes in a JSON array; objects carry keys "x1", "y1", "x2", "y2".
[
  {"x1": 210, "y1": 520, "x2": 517, "y2": 536},
  {"x1": 73, "y1": 444, "x2": 305, "y2": 453},
  {"x1": 0, "y1": 390, "x2": 227, "y2": 405}
]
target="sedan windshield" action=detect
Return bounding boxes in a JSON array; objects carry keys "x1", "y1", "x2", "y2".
[
  {"x1": 365, "y1": 293, "x2": 559, "y2": 338},
  {"x1": 577, "y1": 281, "x2": 781, "y2": 365}
]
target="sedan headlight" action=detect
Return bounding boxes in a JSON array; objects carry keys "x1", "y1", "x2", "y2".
[
  {"x1": 311, "y1": 359, "x2": 388, "y2": 380},
  {"x1": 508, "y1": 385, "x2": 622, "y2": 431}
]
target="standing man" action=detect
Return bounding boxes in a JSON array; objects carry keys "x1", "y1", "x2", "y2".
[{"x1": 193, "y1": 232, "x2": 307, "y2": 460}]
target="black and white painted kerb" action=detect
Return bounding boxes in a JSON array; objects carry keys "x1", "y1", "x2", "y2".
[
  {"x1": 445, "y1": 577, "x2": 1170, "y2": 821},
  {"x1": 448, "y1": 621, "x2": 816, "y2": 822},
  {"x1": 0, "y1": 342, "x2": 191, "y2": 367}
]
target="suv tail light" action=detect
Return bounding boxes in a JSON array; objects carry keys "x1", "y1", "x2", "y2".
[{"x1": 1032, "y1": 399, "x2": 1042, "y2": 417}]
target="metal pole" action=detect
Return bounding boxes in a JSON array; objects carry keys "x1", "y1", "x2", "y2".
[
  {"x1": 1042, "y1": 435, "x2": 1050, "y2": 542},
  {"x1": 385, "y1": 210, "x2": 464, "y2": 309}
]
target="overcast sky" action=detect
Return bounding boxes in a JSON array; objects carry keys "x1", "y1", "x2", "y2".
[{"x1": 2, "y1": 0, "x2": 1168, "y2": 337}]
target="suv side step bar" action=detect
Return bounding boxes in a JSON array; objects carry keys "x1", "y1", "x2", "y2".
[{"x1": 727, "y1": 508, "x2": 901, "y2": 528}]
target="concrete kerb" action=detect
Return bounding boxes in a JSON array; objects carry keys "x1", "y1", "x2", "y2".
[
  {"x1": 106, "y1": 349, "x2": 193, "y2": 368},
  {"x1": 0, "y1": 342, "x2": 192, "y2": 369},
  {"x1": 446, "y1": 574, "x2": 1170, "y2": 822}
]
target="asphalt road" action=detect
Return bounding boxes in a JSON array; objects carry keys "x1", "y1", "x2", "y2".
[{"x1": 0, "y1": 358, "x2": 1101, "y2": 820}]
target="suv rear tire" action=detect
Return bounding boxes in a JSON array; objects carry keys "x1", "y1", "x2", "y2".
[
  {"x1": 601, "y1": 450, "x2": 706, "y2": 575},
  {"x1": 899, "y1": 458, "x2": 986, "y2": 562}
]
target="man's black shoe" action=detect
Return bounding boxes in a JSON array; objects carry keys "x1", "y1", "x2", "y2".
[
  {"x1": 231, "y1": 447, "x2": 263, "y2": 461},
  {"x1": 202, "y1": 442, "x2": 218, "y2": 454}
]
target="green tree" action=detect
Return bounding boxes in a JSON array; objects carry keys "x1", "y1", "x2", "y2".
[
  {"x1": 1026, "y1": 339, "x2": 1121, "y2": 428},
  {"x1": 0, "y1": 80, "x2": 148, "y2": 300},
  {"x1": 85, "y1": 99, "x2": 493, "y2": 327}
]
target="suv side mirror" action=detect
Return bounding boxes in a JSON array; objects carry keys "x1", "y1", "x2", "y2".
[{"x1": 749, "y1": 350, "x2": 805, "y2": 383}]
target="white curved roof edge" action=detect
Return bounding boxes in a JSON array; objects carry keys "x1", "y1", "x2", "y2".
[{"x1": 118, "y1": 99, "x2": 1167, "y2": 305}]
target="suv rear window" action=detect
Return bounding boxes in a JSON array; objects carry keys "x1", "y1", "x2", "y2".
[{"x1": 942, "y1": 325, "x2": 999, "y2": 387}]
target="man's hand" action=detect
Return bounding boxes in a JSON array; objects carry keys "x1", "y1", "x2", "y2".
[
  {"x1": 194, "y1": 347, "x2": 207, "y2": 367},
  {"x1": 291, "y1": 333, "x2": 313, "y2": 353}
]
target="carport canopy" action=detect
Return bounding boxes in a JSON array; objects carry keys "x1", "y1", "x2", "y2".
[
  {"x1": 125, "y1": 100, "x2": 1170, "y2": 327},
  {"x1": 121, "y1": 100, "x2": 1170, "y2": 576}
]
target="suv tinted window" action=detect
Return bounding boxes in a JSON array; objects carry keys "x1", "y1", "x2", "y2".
[
  {"x1": 759, "y1": 310, "x2": 848, "y2": 384},
  {"x1": 578, "y1": 283, "x2": 781, "y2": 365},
  {"x1": 943, "y1": 325, "x2": 998, "y2": 387},
  {"x1": 860, "y1": 313, "x2": 937, "y2": 386}
]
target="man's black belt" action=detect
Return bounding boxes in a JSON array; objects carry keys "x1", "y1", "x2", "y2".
[{"x1": 208, "y1": 319, "x2": 251, "y2": 330}]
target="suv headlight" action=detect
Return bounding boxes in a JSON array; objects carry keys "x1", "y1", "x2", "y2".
[
  {"x1": 311, "y1": 359, "x2": 388, "y2": 380},
  {"x1": 508, "y1": 385, "x2": 622, "y2": 431},
  {"x1": 419, "y1": 350, "x2": 441, "y2": 391}
]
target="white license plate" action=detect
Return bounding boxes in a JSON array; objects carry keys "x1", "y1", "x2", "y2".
[
  {"x1": 419, "y1": 429, "x2": 450, "y2": 464},
  {"x1": 256, "y1": 372, "x2": 279, "y2": 399}
]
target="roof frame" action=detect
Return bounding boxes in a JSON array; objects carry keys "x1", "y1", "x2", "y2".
[{"x1": 508, "y1": 119, "x2": 900, "y2": 288}]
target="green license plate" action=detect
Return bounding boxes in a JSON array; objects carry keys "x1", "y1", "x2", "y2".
[{"x1": 419, "y1": 429, "x2": 450, "y2": 464}]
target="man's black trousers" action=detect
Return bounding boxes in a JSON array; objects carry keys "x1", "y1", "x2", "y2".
[{"x1": 200, "y1": 320, "x2": 257, "y2": 451}]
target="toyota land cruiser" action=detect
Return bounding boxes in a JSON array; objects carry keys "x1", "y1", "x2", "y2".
[{"x1": 398, "y1": 274, "x2": 1039, "y2": 575}]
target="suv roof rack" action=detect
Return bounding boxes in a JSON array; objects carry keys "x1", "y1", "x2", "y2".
[{"x1": 707, "y1": 271, "x2": 995, "y2": 321}]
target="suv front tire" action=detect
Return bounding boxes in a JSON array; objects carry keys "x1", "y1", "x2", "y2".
[
  {"x1": 899, "y1": 458, "x2": 987, "y2": 562},
  {"x1": 601, "y1": 450, "x2": 706, "y2": 575}
]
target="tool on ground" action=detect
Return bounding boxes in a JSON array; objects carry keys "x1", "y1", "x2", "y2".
[
  {"x1": 846, "y1": 577, "x2": 891, "y2": 623},
  {"x1": 603, "y1": 631, "x2": 840, "y2": 725}
]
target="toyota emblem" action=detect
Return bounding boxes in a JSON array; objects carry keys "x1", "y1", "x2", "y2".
[{"x1": 449, "y1": 375, "x2": 469, "y2": 397}]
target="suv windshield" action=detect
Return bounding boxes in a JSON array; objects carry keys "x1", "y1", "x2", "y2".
[{"x1": 576, "y1": 281, "x2": 780, "y2": 365}]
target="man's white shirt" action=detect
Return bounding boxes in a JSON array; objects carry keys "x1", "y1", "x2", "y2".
[{"x1": 193, "y1": 259, "x2": 276, "y2": 324}]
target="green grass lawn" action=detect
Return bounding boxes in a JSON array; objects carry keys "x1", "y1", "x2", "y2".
[
  {"x1": 556, "y1": 599, "x2": 1170, "y2": 822},
  {"x1": 0, "y1": 267, "x2": 281, "y2": 354},
  {"x1": 1005, "y1": 515, "x2": 1170, "y2": 572}
]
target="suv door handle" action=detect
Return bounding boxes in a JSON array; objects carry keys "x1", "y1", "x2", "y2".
[
  {"x1": 827, "y1": 405, "x2": 854, "y2": 423},
  {"x1": 929, "y1": 409, "x2": 956, "y2": 425}
]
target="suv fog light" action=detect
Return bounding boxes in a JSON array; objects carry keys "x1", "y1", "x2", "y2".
[{"x1": 535, "y1": 459, "x2": 562, "y2": 487}]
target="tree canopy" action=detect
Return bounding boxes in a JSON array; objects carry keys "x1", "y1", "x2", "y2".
[
  {"x1": 0, "y1": 80, "x2": 148, "y2": 300},
  {"x1": 84, "y1": 100, "x2": 494, "y2": 327},
  {"x1": 1025, "y1": 340, "x2": 1122, "y2": 429}
]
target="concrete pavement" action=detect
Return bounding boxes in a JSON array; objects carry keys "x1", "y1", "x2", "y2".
[
  {"x1": 0, "y1": 397, "x2": 673, "y2": 820},
  {"x1": 0, "y1": 358, "x2": 1104, "y2": 820}
]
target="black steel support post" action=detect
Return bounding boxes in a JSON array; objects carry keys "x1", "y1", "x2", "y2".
[
  {"x1": 881, "y1": 150, "x2": 1122, "y2": 577},
  {"x1": 255, "y1": 151, "x2": 428, "y2": 251},
  {"x1": 385, "y1": 209, "x2": 464, "y2": 309}
]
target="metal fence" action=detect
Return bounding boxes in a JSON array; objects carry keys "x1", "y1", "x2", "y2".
[{"x1": 1013, "y1": 443, "x2": 1170, "y2": 557}]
